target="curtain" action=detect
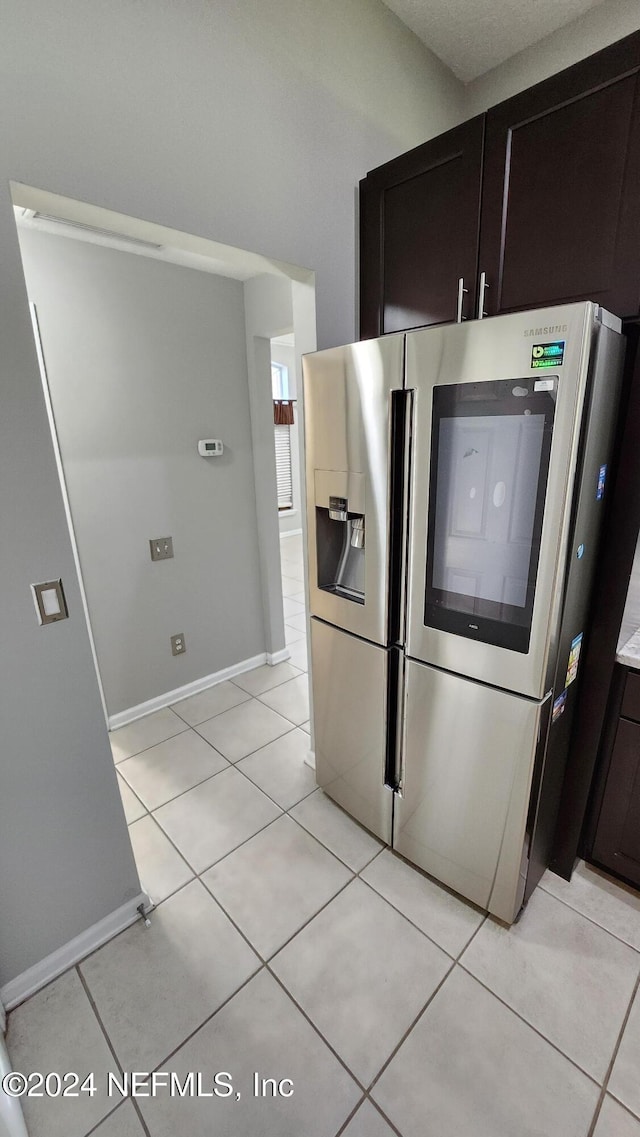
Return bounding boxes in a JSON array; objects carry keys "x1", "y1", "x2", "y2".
[{"x1": 273, "y1": 399, "x2": 295, "y2": 425}]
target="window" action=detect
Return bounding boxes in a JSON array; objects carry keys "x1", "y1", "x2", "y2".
[
  {"x1": 272, "y1": 362, "x2": 294, "y2": 511},
  {"x1": 272, "y1": 362, "x2": 290, "y2": 400}
]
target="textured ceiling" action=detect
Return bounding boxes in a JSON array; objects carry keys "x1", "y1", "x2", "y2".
[{"x1": 383, "y1": 0, "x2": 610, "y2": 82}]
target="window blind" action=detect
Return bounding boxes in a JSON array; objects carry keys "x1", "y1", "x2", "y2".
[{"x1": 274, "y1": 424, "x2": 293, "y2": 510}]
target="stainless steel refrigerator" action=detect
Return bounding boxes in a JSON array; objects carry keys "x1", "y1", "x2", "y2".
[{"x1": 303, "y1": 302, "x2": 625, "y2": 923}]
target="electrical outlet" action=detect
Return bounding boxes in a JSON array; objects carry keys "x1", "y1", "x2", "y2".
[
  {"x1": 150, "y1": 537, "x2": 174, "y2": 562},
  {"x1": 171, "y1": 633, "x2": 186, "y2": 656}
]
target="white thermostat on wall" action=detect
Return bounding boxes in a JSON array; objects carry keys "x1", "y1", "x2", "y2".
[{"x1": 198, "y1": 439, "x2": 224, "y2": 457}]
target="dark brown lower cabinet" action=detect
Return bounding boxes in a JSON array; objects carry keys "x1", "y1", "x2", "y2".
[{"x1": 591, "y1": 678, "x2": 640, "y2": 888}]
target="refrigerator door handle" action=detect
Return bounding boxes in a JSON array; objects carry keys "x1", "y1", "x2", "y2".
[
  {"x1": 384, "y1": 647, "x2": 404, "y2": 791},
  {"x1": 388, "y1": 388, "x2": 414, "y2": 646},
  {"x1": 456, "y1": 277, "x2": 468, "y2": 323},
  {"x1": 477, "y1": 270, "x2": 489, "y2": 319},
  {"x1": 388, "y1": 388, "x2": 413, "y2": 645}
]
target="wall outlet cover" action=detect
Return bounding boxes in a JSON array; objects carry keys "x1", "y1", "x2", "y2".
[
  {"x1": 150, "y1": 537, "x2": 174, "y2": 561},
  {"x1": 171, "y1": 633, "x2": 186, "y2": 656}
]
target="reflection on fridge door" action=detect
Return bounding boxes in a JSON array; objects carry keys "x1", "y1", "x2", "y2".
[
  {"x1": 304, "y1": 302, "x2": 626, "y2": 923},
  {"x1": 303, "y1": 335, "x2": 406, "y2": 845}
]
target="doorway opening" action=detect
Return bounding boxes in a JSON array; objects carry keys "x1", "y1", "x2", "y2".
[{"x1": 11, "y1": 181, "x2": 316, "y2": 908}]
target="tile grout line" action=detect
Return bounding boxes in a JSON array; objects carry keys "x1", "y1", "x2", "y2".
[
  {"x1": 139, "y1": 728, "x2": 324, "y2": 887},
  {"x1": 46, "y1": 629, "x2": 640, "y2": 1135},
  {"x1": 537, "y1": 882, "x2": 640, "y2": 956},
  {"x1": 124, "y1": 966, "x2": 263, "y2": 1094},
  {"x1": 117, "y1": 774, "x2": 148, "y2": 821},
  {"x1": 122, "y1": 718, "x2": 299, "y2": 816},
  {"x1": 192, "y1": 719, "x2": 298, "y2": 759},
  {"x1": 264, "y1": 962, "x2": 370, "y2": 1096},
  {"x1": 140, "y1": 775, "x2": 378, "y2": 922},
  {"x1": 75, "y1": 851, "x2": 624, "y2": 1137},
  {"x1": 113, "y1": 668, "x2": 305, "y2": 762},
  {"x1": 112, "y1": 722, "x2": 189, "y2": 764},
  {"x1": 364, "y1": 913, "x2": 488, "y2": 1106},
  {"x1": 76, "y1": 965, "x2": 124, "y2": 1075},
  {"x1": 604, "y1": 1094, "x2": 640, "y2": 1129},
  {"x1": 113, "y1": 652, "x2": 305, "y2": 740},
  {"x1": 144, "y1": 805, "x2": 359, "y2": 968},
  {"x1": 456, "y1": 960, "x2": 610, "y2": 1089},
  {"x1": 229, "y1": 669, "x2": 305, "y2": 701},
  {"x1": 204, "y1": 869, "x2": 356, "y2": 975},
  {"x1": 355, "y1": 870, "x2": 482, "y2": 962},
  {"x1": 153, "y1": 807, "x2": 285, "y2": 882},
  {"x1": 333, "y1": 1095, "x2": 405, "y2": 1137},
  {"x1": 284, "y1": 891, "x2": 481, "y2": 1128},
  {"x1": 122, "y1": 758, "x2": 233, "y2": 817},
  {"x1": 144, "y1": 755, "x2": 316, "y2": 883},
  {"x1": 112, "y1": 864, "x2": 357, "y2": 1089},
  {"x1": 585, "y1": 967, "x2": 640, "y2": 1137},
  {"x1": 330, "y1": 1094, "x2": 369, "y2": 1137},
  {"x1": 327, "y1": 916, "x2": 493, "y2": 1135},
  {"x1": 75, "y1": 968, "x2": 152, "y2": 1137},
  {"x1": 282, "y1": 811, "x2": 383, "y2": 876},
  {"x1": 134, "y1": 752, "x2": 640, "y2": 1054}
]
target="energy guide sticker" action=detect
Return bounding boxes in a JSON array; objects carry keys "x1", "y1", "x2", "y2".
[{"x1": 565, "y1": 632, "x2": 583, "y2": 688}]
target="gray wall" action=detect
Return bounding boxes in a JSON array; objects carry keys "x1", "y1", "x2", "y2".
[
  {"x1": 18, "y1": 226, "x2": 264, "y2": 716},
  {"x1": 242, "y1": 274, "x2": 297, "y2": 657},
  {"x1": 0, "y1": 0, "x2": 463, "y2": 987},
  {"x1": 466, "y1": 0, "x2": 640, "y2": 112}
]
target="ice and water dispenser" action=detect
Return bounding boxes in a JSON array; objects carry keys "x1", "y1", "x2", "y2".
[{"x1": 314, "y1": 470, "x2": 365, "y2": 604}]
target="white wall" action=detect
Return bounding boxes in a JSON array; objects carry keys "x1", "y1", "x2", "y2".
[
  {"x1": 0, "y1": 0, "x2": 464, "y2": 988},
  {"x1": 272, "y1": 342, "x2": 302, "y2": 537},
  {"x1": 466, "y1": 0, "x2": 640, "y2": 112},
  {"x1": 18, "y1": 225, "x2": 265, "y2": 717}
]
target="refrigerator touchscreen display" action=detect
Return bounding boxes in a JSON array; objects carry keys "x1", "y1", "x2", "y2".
[{"x1": 425, "y1": 379, "x2": 555, "y2": 652}]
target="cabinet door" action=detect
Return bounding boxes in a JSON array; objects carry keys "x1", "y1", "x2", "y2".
[
  {"x1": 479, "y1": 34, "x2": 640, "y2": 320},
  {"x1": 591, "y1": 716, "x2": 640, "y2": 888},
  {"x1": 359, "y1": 116, "x2": 484, "y2": 339}
]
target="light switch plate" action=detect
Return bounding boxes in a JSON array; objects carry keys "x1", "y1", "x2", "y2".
[
  {"x1": 171, "y1": 633, "x2": 186, "y2": 656},
  {"x1": 150, "y1": 537, "x2": 174, "y2": 562},
  {"x1": 32, "y1": 579, "x2": 68, "y2": 625}
]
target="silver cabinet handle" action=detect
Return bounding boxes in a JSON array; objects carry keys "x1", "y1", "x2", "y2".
[
  {"x1": 477, "y1": 271, "x2": 489, "y2": 320},
  {"x1": 456, "y1": 277, "x2": 468, "y2": 323}
]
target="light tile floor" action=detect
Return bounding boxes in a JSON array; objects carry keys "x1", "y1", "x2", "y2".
[{"x1": 7, "y1": 533, "x2": 640, "y2": 1136}]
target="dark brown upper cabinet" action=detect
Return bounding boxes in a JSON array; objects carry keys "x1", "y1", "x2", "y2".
[
  {"x1": 360, "y1": 31, "x2": 640, "y2": 337},
  {"x1": 359, "y1": 116, "x2": 484, "y2": 339},
  {"x1": 479, "y1": 34, "x2": 640, "y2": 320}
]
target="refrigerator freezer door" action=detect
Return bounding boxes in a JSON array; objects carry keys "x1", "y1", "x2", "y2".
[
  {"x1": 395, "y1": 659, "x2": 549, "y2": 923},
  {"x1": 311, "y1": 617, "x2": 393, "y2": 844},
  {"x1": 406, "y1": 302, "x2": 598, "y2": 699},
  {"x1": 303, "y1": 335, "x2": 404, "y2": 647}
]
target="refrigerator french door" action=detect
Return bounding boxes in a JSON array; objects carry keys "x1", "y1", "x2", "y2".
[
  {"x1": 304, "y1": 302, "x2": 625, "y2": 924},
  {"x1": 398, "y1": 303, "x2": 625, "y2": 921},
  {"x1": 303, "y1": 335, "x2": 407, "y2": 845}
]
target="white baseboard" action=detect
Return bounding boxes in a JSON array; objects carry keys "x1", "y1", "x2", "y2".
[
  {"x1": 1, "y1": 892, "x2": 150, "y2": 1011},
  {"x1": 267, "y1": 647, "x2": 292, "y2": 665},
  {"x1": 280, "y1": 528, "x2": 303, "y2": 539},
  {"x1": 305, "y1": 748, "x2": 316, "y2": 771},
  {"x1": 108, "y1": 653, "x2": 268, "y2": 730}
]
